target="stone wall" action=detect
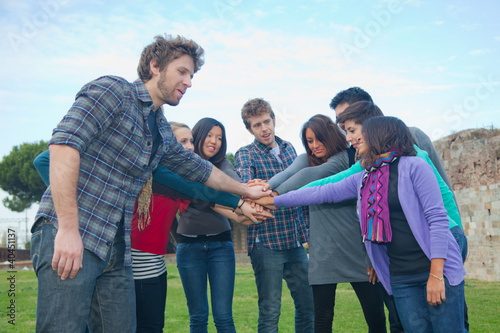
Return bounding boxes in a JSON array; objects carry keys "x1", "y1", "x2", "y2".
[{"x1": 434, "y1": 129, "x2": 500, "y2": 281}]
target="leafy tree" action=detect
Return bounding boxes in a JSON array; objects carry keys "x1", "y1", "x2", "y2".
[
  {"x1": 0, "y1": 141, "x2": 48, "y2": 212},
  {"x1": 226, "y1": 153, "x2": 235, "y2": 166}
]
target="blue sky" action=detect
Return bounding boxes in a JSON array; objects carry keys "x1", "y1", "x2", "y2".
[{"x1": 0, "y1": 0, "x2": 499, "y2": 237}]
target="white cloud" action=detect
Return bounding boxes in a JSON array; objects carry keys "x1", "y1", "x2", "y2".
[
  {"x1": 468, "y1": 49, "x2": 489, "y2": 56},
  {"x1": 273, "y1": 6, "x2": 286, "y2": 14},
  {"x1": 1, "y1": 0, "x2": 499, "y2": 160},
  {"x1": 460, "y1": 23, "x2": 481, "y2": 31},
  {"x1": 402, "y1": 0, "x2": 423, "y2": 7},
  {"x1": 254, "y1": 9, "x2": 267, "y2": 17},
  {"x1": 446, "y1": 4, "x2": 466, "y2": 17}
]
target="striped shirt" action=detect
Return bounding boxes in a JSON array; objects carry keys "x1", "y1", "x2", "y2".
[
  {"x1": 35, "y1": 76, "x2": 213, "y2": 265},
  {"x1": 235, "y1": 136, "x2": 309, "y2": 253},
  {"x1": 131, "y1": 249, "x2": 166, "y2": 279}
]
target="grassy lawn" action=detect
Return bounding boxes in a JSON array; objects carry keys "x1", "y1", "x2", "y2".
[{"x1": 1, "y1": 265, "x2": 499, "y2": 332}]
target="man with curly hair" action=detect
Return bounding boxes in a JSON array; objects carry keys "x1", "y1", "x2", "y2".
[{"x1": 31, "y1": 35, "x2": 269, "y2": 332}]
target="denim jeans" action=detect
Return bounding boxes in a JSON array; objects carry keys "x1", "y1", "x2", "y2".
[
  {"x1": 450, "y1": 226, "x2": 469, "y2": 331},
  {"x1": 250, "y1": 242, "x2": 314, "y2": 333},
  {"x1": 135, "y1": 271, "x2": 167, "y2": 333},
  {"x1": 31, "y1": 218, "x2": 136, "y2": 332},
  {"x1": 391, "y1": 278, "x2": 467, "y2": 333},
  {"x1": 450, "y1": 226, "x2": 468, "y2": 263},
  {"x1": 176, "y1": 240, "x2": 236, "y2": 333}
]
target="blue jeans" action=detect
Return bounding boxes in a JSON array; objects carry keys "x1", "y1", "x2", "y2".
[
  {"x1": 450, "y1": 226, "x2": 468, "y2": 263},
  {"x1": 176, "y1": 240, "x2": 236, "y2": 333},
  {"x1": 391, "y1": 278, "x2": 467, "y2": 333},
  {"x1": 30, "y1": 218, "x2": 136, "y2": 332},
  {"x1": 135, "y1": 271, "x2": 167, "y2": 333},
  {"x1": 450, "y1": 226, "x2": 469, "y2": 331},
  {"x1": 250, "y1": 242, "x2": 314, "y2": 333}
]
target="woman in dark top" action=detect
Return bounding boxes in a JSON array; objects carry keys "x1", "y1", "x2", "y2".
[
  {"x1": 176, "y1": 118, "x2": 242, "y2": 333},
  {"x1": 266, "y1": 115, "x2": 386, "y2": 332}
]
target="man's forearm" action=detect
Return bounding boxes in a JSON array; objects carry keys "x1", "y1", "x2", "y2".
[
  {"x1": 205, "y1": 165, "x2": 270, "y2": 200},
  {"x1": 204, "y1": 166, "x2": 247, "y2": 196},
  {"x1": 49, "y1": 144, "x2": 84, "y2": 280},
  {"x1": 50, "y1": 145, "x2": 80, "y2": 229}
]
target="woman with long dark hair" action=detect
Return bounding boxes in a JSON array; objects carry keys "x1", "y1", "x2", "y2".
[
  {"x1": 176, "y1": 117, "x2": 241, "y2": 333},
  {"x1": 259, "y1": 116, "x2": 467, "y2": 332},
  {"x1": 266, "y1": 114, "x2": 387, "y2": 332}
]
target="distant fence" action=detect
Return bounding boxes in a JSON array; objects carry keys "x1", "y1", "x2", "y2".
[{"x1": 0, "y1": 247, "x2": 31, "y2": 262}]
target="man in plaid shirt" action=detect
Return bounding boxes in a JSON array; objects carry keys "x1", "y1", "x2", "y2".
[
  {"x1": 235, "y1": 98, "x2": 313, "y2": 332},
  {"x1": 31, "y1": 35, "x2": 269, "y2": 332}
]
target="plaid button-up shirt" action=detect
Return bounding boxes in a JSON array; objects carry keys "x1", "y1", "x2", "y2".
[
  {"x1": 35, "y1": 76, "x2": 212, "y2": 265},
  {"x1": 235, "y1": 136, "x2": 309, "y2": 253}
]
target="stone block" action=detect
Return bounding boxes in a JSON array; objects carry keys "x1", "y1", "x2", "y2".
[{"x1": 434, "y1": 133, "x2": 500, "y2": 281}]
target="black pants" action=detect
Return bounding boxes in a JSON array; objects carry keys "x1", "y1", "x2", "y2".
[
  {"x1": 135, "y1": 271, "x2": 168, "y2": 333},
  {"x1": 379, "y1": 283, "x2": 405, "y2": 333},
  {"x1": 312, "y1": 282, "x2": 387, "y2": 333}
]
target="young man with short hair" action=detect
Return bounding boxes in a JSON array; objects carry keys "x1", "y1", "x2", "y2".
[{"x1": 235, "y1": 98, "x2": 314, "y2": 332}]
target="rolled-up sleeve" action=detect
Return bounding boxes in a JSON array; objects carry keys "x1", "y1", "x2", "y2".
[
  {"x1": 234, "y1": 148, "x2": 254, "y2": 183},
  {"x1": 50, "y1": 76, "x2": 127, "y2": 153}
]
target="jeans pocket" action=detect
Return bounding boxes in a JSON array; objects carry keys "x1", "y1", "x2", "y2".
[
  {"x1": 30, "y1": 219, "x2": 56, "y2": 274},
  {"x1": 219, "y1": 241, "x2": 234, "y2": 249},
  {"x1": 176, "y1": 242, "x2": 191, "y2": 255},
  {"x1": 30, "y1": 226, "x2": 44, "y2": 273}
]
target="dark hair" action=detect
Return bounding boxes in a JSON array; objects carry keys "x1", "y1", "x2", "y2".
[
  {"x1": 336, "y1": 101, "x2": 384, "y2": 125},
  {"x1": 137, "y1": 34, "x2": 205, "y2": 82},
  {"x1": 301, "y1": 115, "x2": 348, "y2": 166},
  {"x1": 330, "y1": 87, "x2": 373, "y2": 110},
  {"x1": 192, "y1": 117, "x2": 227, "y2": 166},
  {"x1": 362, "y1": 116, "x2": 416, "y2": 166},
  {"x1": 241, "y1": 98, "x2": 275, "y2": 129}
]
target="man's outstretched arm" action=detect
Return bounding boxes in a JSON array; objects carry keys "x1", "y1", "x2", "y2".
[{"x1": 204, "y1": 166, "x2": 271, "y2": 200}]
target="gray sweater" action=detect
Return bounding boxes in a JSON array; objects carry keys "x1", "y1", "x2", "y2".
[
  {"x1": 177, "y1": 158, "x2": 241, "y2": 235},
  {"x1": 269, "y1": 151, "x2": 372, "y2": 285}
]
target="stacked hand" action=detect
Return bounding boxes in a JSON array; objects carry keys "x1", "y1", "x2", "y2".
[
  {"x1": 234, "y1": 199, "x2": 273, "y2": 225},
  {"x1": 225, "y1": 179, "x2": 280, "y2": 225},
  {"x1": 243, "y1": 179, "x2": 272, "y2": 200},
  {"x1": 245, "y1": 180, "x2": 277, "y2": 209},
  {"x1": 214, "y1": 180, "x2": 276, "y2": 225},
  {"x1": 245, "y1": 179, "x2": 271, "y2": 191}
]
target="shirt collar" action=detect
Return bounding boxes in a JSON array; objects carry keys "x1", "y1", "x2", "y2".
[
  {"x1": 133, "y1": 79, "x2": 156, "y2": 116},
  {"x1": 252, "y1": 135, "x2": 286, "y2": 152}
]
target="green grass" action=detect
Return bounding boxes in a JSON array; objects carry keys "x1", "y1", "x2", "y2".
[{"x1": 1, "y1": 265, "x2": 499, "y2": 332}]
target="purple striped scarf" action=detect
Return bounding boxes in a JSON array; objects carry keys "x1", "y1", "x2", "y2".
[{"x1": 360, "y1": 152, "x2": 400, "y2": 243}]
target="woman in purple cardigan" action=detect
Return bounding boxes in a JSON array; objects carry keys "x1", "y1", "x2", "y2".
[{"x1": 257, "y1": 116, "x2": 467, "y2": 333}]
